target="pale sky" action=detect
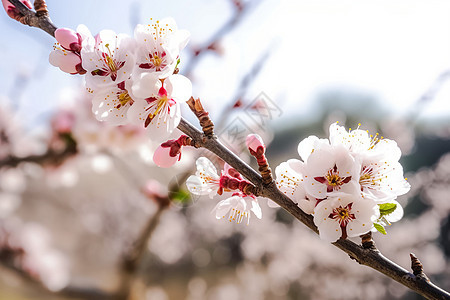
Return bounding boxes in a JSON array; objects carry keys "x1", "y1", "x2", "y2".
[{"x1": 1, "y1": 0, "x2": 450, "y2": 132}]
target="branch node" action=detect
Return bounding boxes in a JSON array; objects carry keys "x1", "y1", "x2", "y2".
[
  {"x1": 186, "y1": 97, "x2": 215, "y2": 138},
  {"x1": 181, "y1": 135, "x2": 200, "y2": 148},
  {"x1": 410, "y1": 253, "x2": 430, "y2": 282},
  {"x1": 360, "y1": 232, "x2": 377, "y2": 251},
  {"x1": 34, "y1": 0, "x2": 49, "y2": 17}
]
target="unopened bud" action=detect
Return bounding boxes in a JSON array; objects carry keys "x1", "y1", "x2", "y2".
[
  {"x1": 246, "y1": 134, "x2": 265, "y2": 153},
  {"x1": 153, "y1": 144, "x2": 180, "y2": 168},
  {"x1": 55, "y1": 28, "x2": 82, "y2": 52},
  {"x1": 2, "y1": 0, "x2": 32, "y2": 19}
]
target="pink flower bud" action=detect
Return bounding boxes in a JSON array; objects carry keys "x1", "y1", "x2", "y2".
[
  {"x1": 55, "y1": 28, "x2": 82, "y2": 52},
  {"x1": 246, "y1": 134, "x2": 265, "y2": 153},
  {"x1": 51, "y1": 111, "x2": 75, "y2": 134},
  {"x1": 49, "y1": 50, "x2": 81, "y2": 74},
  {"x1": 153, "y1": 144, "x2": 180, "y2": 168},
  {"x1": 2, "y1": 0, "x2": 32, "y2": 19}
]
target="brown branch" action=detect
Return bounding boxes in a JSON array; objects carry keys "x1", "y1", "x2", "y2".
[
  {"x1": 5, "y1": 6, "x2": 450, "y2": 300},
  {"x1": 0, "y1": 260, "x2": 115, "y2": 299},
  {"x1": 119, "y1": 205, "x2": 166, "y2": 299},
  {"x1": 0, "y1": 143, "x2": 77, "y2": 168},
  {"x1": 177, "y1": 117, "x2": 450, "y2": 300},
  {"x1": 8, "y1": 0, "x2": 56, "y2": 36}
]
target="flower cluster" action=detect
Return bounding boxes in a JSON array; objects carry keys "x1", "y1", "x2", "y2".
[
  {"x1": 186, "y1": 157, "x2": 262, "y2": 225},
  {"x1": 276, "y1": 122, "x2": 410, "y2": 242},
  {"x1": 49, "y1": 18, "x2": 192, "y2": 141}
]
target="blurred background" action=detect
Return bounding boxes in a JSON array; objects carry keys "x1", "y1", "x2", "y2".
[{"x1": 0, "y1": 0, "x2": 449, "y2": 299}]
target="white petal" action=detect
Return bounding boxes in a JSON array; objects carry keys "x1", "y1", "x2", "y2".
[
  {"x1": 346, "y1": 219, "x2": 373, "y2": 238},
  {"x1": 196, "y1": 157, "x2": 219, "y2": 179},
  {"x1": 186, "y1": 175, "x2": 208, "y2": 195},
  {"x1": 166, "y1": 75, "x2": 192, "y2": 103},
  {"x1": 146, "y1": 103, "x2": 181, "y2": 141},
  {"x1": 250, "y1": 200, "x2": 262, "y2": 219},
  {"x1": 267, "y1": 200, "x2": 280, "y2": 208},
  {"x1": 126, "y1": 98, "x2": 149, "y2": 126},
  {"x1": 131, "y1": 72, "x2": 161, "y2": 99},
  {"x1": 317, "y1": 217, "x2": 342, "y2": 243},
  {"x1": 298, "y1": 136, "x2": 329, "y2": 162},
  {"x1": 298, "y1": 198, "x2": 316, "y2": 215},
  {"x1": 212, "y1": 198, "x2": 234, "y2": 219},
  {"x1": 76, "y1": 24, "x2": 92, "y2": 41},
  {"x1": 91, "y1": 87, "x2": 131, "y2": 125}
]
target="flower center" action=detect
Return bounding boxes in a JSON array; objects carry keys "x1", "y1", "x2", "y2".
[
  {"x1": 329, "y1": 203, "x2": 355, "y2": 227},
  {"x1": 144, "y1": 95, "x2": 169, "y2": 128},
  {"x1": 314, "y1": 165, "x2": 352, "y2": 193},
  {"x1": 104, "y1": 44, "x2": 117, "y2": 72},
  {"x1": 327, "y1": 173, "x2": 342, "y2": 186},
  {"x1": 115, "y1": 91, "x2": 133, "y2": 109},
  {"x1": 368, "y1": 132, "x2": 383, "y2": 150},
  {"x1": 359, "y1": 165, "x2": 383, "y2": 191},
  {"x1": 152, "y1": 55, "x2": 162, "y2": 67},
  {"x1": 228, "y1": 208, "x2": 248, "y2": 224}
]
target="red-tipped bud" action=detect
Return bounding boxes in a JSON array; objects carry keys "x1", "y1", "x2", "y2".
[
  {"x1": 153, "y1": 143, "x2": 181, "y2": 168},
  {"x1": 246, "y1": 134, "x2": 265, "y2": 153},
  {"x1": 152, "y1": 135, "x2": 195, "y2": 168},
  {"x1": 55, "y1": 28, "x2": 82, "y2": 52},
  {"x1": 2, "y1": 0, "x2": 32, "y2": 19},
  {"x1": 51, "y1": 111, "x2": 75, "y2": 134}
]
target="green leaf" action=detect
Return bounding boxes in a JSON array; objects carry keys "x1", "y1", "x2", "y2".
[
  {"x1": 379, "y1": 203, "x2": 397, "y2": 216},
  {"x1": 175, "y1": 58, "x2": 181, "y2": 69},
  {"x1": 170, "y1": 190, "x2": 191, "y2": 204},
  {"x1": 374, "y1": 223, "x2": 387, "y2": 235}
]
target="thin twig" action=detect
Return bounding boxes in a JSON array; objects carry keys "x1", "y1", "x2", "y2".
[{"x1": 183, "y1": 0, "x2": 264, "y2": 76}]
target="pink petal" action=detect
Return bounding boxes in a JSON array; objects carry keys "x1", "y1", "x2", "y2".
[
  {"x1": 153, "y1": 145, "x2": 179, "y2": 168},
  {"x1": 246, "y1": 134, "x2": 265, "y2": 152},
  {"x1": 55, "y1": 28, "x2": 80, "y2": 50},
  {"x1": 49, "y1": 51, "x2": 81, "y2": 74},
  {"x1": 2, "y1": 0, "x2": 32, "y2": 19}
]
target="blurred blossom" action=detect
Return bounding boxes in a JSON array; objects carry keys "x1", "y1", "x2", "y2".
[
  {"x1": 191, "y1": 248, "x2": 211, "y2": 267},
  {"x1": 4, "y1": 223, "x2": 70, "y2": 291},
  {"x1": 380, "y1": 118, "x2": 415, "y2": 155},
  {"x1": 187, "y1": 277, "x2": 207, "y2": 300},
  {"x1": 45, "y1": 157, "x2": 80, "y2": 188},
  {"x1": 0, "y1": 193, "x2": 21, "y2": 218},
  {"x1": 0, "y1": 168, "x2": 26, "y2": 193},
  {"x1": 149, "y1": 209, "x2": 189, "y2": 264},
  {"x1": 145, "y1": 286, "x2": 169, "y2": 300},
  {"x1": 90, "y1": 154, "x2": 113, "y2": 173}
]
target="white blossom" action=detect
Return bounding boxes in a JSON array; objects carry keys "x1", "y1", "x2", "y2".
[
  {"x1": 134, "y1": 17, "x2": 190, "y2": 78},
  {"x1": 302, "y1": 144, "x2": 361, "y2": 199},
  {"x1": 358, "y1": 154, "x2": 410, "y2": 201},
  {"x1": 127, "y1": 73, "x2": 191, "y2": 140},
  {"x1": 212, "y1": 193, "x2": 262, "y2": 225},
  {"x1": 186, "y1": 157, "x2": 221, "y2": 199},
  {"x1": 313, "y1": 194, "x2": 379, "y2": 242},
  {"x1": 81, "y1": 29, "x2": 136, "y2": 89},
  {"x1": 275, "y1": 159, "x2": 316, "y2": 214},
  {"x1": 90, "y1": 80, "x2": 135, "y2": 125}
]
